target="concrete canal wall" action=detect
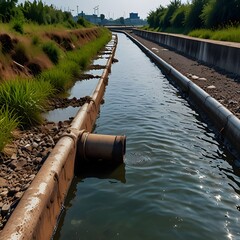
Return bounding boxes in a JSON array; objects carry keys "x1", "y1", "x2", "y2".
[
  {"x1": 124, "y1": 32, "x2": 240, "y2": 158},
  {"x1": 133, "y1": 29, "x2": 240, "y2": 77},
  {"x1": 0, "y1": 36, "x2": 118, "y2": 240}
]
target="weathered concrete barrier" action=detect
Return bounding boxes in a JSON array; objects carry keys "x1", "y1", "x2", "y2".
[
  {"x1": 124, "y1": 32, "x2": 240, "y2": 158},
  {"x1": 133, "y1": 29, "x2": 240, "y2": 77},
  {"x1": 0, "y1": 35, "x2": 118, "y2": 240}
]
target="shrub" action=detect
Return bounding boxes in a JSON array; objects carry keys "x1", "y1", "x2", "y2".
[
  {"x1": 12, "y1": 21, "x2": 24, "y2": 34},
  {"x1": 32, "y1": 35, "x2": 40, "y2": 45},
  {"x1": 77, "y1": 17, "x2": 85, "y2": 26},
  {"x1": 77, "y1": 17, "x2": 92, "y2": 28},
  {"x1": 42, "y1": 42, "x2": 60, "y2": 64},
  {"x1": 39, "y1": 69, "x2": 73, "y2": 92},
  {"x1": 58, "y1": 60, "x2": 80, "y2": 77},
  {"x1": 65, "y1": 18, "x2": 77, "y2": 29}
]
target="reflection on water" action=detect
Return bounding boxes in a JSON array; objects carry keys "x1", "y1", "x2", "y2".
[
  {"x1": 54, "y1": 34, "x2": 240, "y2": 240},
  {"x1": 44, "y1": 44, "x2": 112, "y2": 122},
  {"x1": 43, "y1": 106, "x2": 79, "y2": 123}
]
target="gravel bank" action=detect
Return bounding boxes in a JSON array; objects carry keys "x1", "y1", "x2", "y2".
[{"x1": 128, "y1": 31, "x2": 240, "y2": 119}]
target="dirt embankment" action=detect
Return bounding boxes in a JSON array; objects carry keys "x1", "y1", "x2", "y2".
[
  {"x1": 0, "y1": 26, "x2": 109, "y2": 231},
  {"x1": 0, "y1": 27, "x2": 101, "y2": 80}
]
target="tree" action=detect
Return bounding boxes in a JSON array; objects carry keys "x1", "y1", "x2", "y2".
[
  {"x1": 161, "y1": 0, "x2": 181, "y2": 30},
  {"x1": 170, "y1": 4, "x2": 190, "y2": 29},
  {"x1": 147, "y1": 6, "x2": 166, "y2": 29},
  {"x1": 184, "y1": 0, "x2": 209, "y2": 30},
  {"x1": 119, "y1": 17, "x2": 125, "y2": 25},
  {"x1": 0, "y1": 0, "x2": 18, "y2": 22},
  {"x1": 201, "y1": 0, "x2": 240, "y2": 28},
  {"x1": 100, "y1": 14, "x2": 105, "y2": 21}
]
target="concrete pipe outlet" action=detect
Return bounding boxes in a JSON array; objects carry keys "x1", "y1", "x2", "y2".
[{"x1": 77, "y1": 131, "x2": 126, "y2": 164}]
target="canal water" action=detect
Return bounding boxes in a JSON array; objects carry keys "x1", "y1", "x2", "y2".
[{"x1": 53, "y1": 33, "x2": 240, "y2": 240}]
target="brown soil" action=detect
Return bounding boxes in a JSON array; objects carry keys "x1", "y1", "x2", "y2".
[
  {"x1": 128, "y1": 31, "x2": 240, "y2": 119},
  {"x1": 0, "y1": 27, "x2": 102, "y2": 81}
]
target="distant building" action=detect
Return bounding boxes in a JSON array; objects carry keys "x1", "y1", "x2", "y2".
[
  {"x1": 125, "y1": 12, "x2": 146, "y2": 26},
  {"x1": 73, "y1": 11, "x2": 147, "y2": 26},
  {"x1": 75, "y1": 11, "x2": 101, "y2": 24},
  {"x1": 129, "y1": 12, "x2": 140, "y2": 20}
]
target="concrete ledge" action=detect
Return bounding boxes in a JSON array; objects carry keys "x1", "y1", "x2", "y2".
[
  {"x1": 124, "y1": 31, "x2": 240, "y2": 158},
  {"x1": 133, "y1": 29, "x2": 240, "y2": 76},
  {"x1": 0, "y1": 35, "x2": 118, "y2": 240}
]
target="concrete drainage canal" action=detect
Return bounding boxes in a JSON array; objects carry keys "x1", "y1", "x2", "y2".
[
  {"x1": 2, "y1": 32, "x2": 240, "y2": 239},
  {"x1": 51, "y1": 33, "x2": 240, "y2": 240}
]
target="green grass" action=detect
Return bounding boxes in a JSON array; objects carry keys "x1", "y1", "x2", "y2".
[
  {"x1": 0, "y1": 78, "x2": 54, "y2": 127},
  {"x1": 143, "y1": 24, "x2": 240, "y2": 43},
  {"x1": 188, "y1": 26, "x2": 240, "y2": 42},
  {"x1": 58, "y1": 60, "x2": 81, "y2": 77},
  {"x1": 67, "y1": 29, "x2": 111, "y2": 69},
  {"x1": 39, "y1": 69, "x2": 73, "y2": 92},
  {"x1": 0, "y1": 107, "x2": 19, "y2": 151},
  {"x1": 39, "y1": 27, "x2": 111, "y2": 92},
  {"x1": 42, "y1": 42, "x2": 61, "y2": 64},
  {"x1": 0, "y1": 27, "x2": 111, "y2": 151}
]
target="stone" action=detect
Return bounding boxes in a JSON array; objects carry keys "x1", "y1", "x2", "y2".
[
  {"x1": 15, "y1": 192, "x2": 23, "y2": 199},
  {"x1": 32, "y1": 142, "x2": 39, "y2": 148},
  {"x1": 34, "y1": 157, "x2": 43, "y2": 164},
  {"x1": 9, "y1": 160, "x2": 18, "y2": 170},
  {"x1": 198, "y1": 77, "x2": 207, "y2": 81},
  {"x1": 29, "y1": 174, "x2": 35, "y2": 181},
  {"x1": 9, "y1": 159, "x2": 27, "y2": 171},
  {"x1": 24, "y1": 144, "x2": 32, "y2": 152},
  {"x1": 0, "y1": 189, "x2": 9, "y2": 197},
  {"x1": 228, "y1": 100, "x2": 238, "y2": 104},
  {"x1": 0, "y1": 177, "x2": 7, "y2": 187},
  {"x1": 191, "y1": 75, "x2": 199, "y2": 80},
  {"x1": 11, "y1": 153, "x2": 17, "y2": 160},
  {"x1": 207, "y1": 85, "x2": 216, "y2": 89},
  {"x1": 1, "y1": 204, "x2": 11, "y2": 216},
  {"x1": 34, "y1": 137, "x2": 41, "y2": 143}
]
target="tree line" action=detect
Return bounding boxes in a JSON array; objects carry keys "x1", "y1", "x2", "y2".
[
  {"x1": 0, "y1": 0, "x2": 74, "y2": 25},
  {"x1": 147, "y1": 0, "x2": 240, "y2": 32}
]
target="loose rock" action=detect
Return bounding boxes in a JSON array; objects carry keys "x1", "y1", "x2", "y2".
[{"x1": 207, "y1": 85, "x2": 216, "y2": 89}]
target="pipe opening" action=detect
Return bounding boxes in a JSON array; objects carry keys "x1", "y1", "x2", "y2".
[
  {"x1": 75, "y1": 132, "x2": 126, "y2": 176},
  {"x1": 76, "y1": 132, "x2": 126, "y2": 166}
]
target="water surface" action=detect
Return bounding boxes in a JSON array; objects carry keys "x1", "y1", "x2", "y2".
[{"x1": 54, "y1": 33, "x2": 240, "y2": 240}]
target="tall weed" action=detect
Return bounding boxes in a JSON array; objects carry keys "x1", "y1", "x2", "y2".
[
  {"x1": 188, "y1": 26, "x2": 240, "y2": 42},
  {"x1": 42, "y1": 42, "x2": 60, "y2": 64},
  {"x1": 39, "y1": 69, "x2": 73, "y2": 92},
  {"x1": 0, "y1": 107, "x2": 19, "y2": 151},
  {"x1": 0, "y1": 79, "x2": 54, "y2": 126}
]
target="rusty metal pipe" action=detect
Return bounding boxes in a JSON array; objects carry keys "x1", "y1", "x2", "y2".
[{"x1": 77, "y1": 132, "x2": 126, "y2": 164}]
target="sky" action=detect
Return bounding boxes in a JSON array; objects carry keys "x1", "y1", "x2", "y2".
[{"x1": 17, "y1": 0, "x2": 188, "y2": 20}]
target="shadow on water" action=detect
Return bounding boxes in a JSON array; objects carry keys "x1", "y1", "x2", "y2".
[
  {"x1": 75, "y1": 161, "x2": 126, "y2": 184},
  {"x1": 52, "y1": 162, "x2": 126, "y2": 240}
]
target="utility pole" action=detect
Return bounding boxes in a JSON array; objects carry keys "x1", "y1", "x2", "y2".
[
  {"x1": 77, "y1": 5, "x2": 79, "y2": 15},
  {"x1": 93, "y1": 5, "x2": 99, "y2": 16}
]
